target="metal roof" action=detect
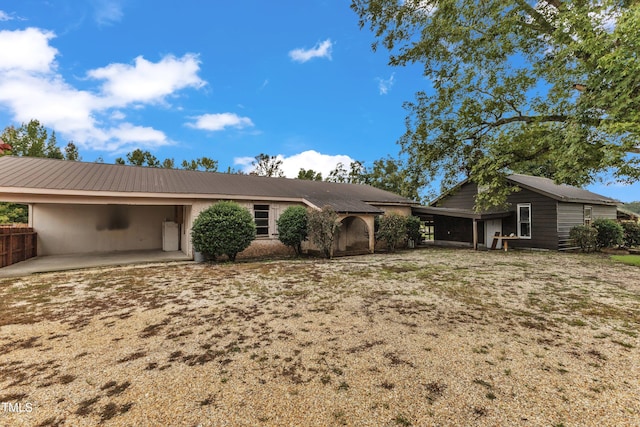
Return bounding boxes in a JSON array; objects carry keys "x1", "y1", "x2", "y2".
[
  {"x1": 429, "y1": 174, "x2": 619, "y2": 207},
  {"x1": 507, "y1": 174, "x2": 618, "y2": 205},
  {"x1": 0, "y1": 156, "x2": 416, "y2": 213}
]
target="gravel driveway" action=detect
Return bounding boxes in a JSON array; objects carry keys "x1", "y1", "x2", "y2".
[{"x1": 1, "y1": 248, "x2": 639, "y2": 426}]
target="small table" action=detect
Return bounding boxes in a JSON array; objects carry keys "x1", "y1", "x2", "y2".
[{"x1": 491, "y1": 234, "x2": 520, "y2": 252}]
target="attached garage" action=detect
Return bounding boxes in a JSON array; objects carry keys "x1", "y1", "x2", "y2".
[{"x1": 32, "y1": 204, "x2": 181, "y2": 255}]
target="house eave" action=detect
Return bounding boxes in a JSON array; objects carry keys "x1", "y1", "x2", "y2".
[{"x1": 0, "y1": 187, "x2": 308, "y2": 205}]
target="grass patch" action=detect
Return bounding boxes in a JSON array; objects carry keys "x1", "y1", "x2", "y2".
[{"x1": 610, "y1": 255, "x2": 640, "y2": 267}]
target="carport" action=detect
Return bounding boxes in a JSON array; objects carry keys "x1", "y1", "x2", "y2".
[
  {"x1": 31, "y1": 203, "x2": 187, "y2": 256},
  {"x1": 412, "y1": 206, "x2": 511, "y2": 250}
]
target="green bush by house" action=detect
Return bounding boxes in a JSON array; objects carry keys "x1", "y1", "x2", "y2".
[
  {"x1": 592, "y1": 218, "x2": 624, "y2": 249},
  {"x1": 376, "y1": 213, "x2": 407, "y2": 253},
  {"x1": 191, "y1": 201, "x2": 256, "y2": 261},
  {"x1": 307, "y1": 206, "x2": 340, "y2": 259},
  {"x1": 621, "y1": 221, "x2": 640, "y2": 248},
  {"x1": 276, "y1": 206, "x2": 308, "y2": 256},
  {"x1": 570, "y1": 225, "x2": 598, "y2": 253}
]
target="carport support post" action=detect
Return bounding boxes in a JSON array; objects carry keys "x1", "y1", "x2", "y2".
[
  {"x1": 366, "y1": 216, "x2": 375, "y2": 253},
  {"x1": 472, "y1": 219, "x2": 478, "y2": 250}
]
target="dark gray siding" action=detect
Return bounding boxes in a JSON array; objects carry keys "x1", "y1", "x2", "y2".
[
  {"x1": 502, "y1": 188, "x2": 559, "y2": 250},
  {"x1": 435, "y1": 182, "x2": 478, "y2": 210}
]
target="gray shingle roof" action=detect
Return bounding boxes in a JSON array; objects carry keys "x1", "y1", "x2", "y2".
[
  {"x1": 0, "y1": 156, "x2": 416, "y2": 213},
  {"x1": 507, "y1": 174, "x2": 618, "y2": 205}
]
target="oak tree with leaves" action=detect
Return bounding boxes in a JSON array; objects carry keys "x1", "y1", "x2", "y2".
[{"x1": 352, "y1": 0, "x2": 640, "y2": 208}]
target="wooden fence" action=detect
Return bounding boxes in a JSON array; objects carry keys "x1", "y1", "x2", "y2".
[{"x1": 0, "y1": 227, "x2": 37, "y2": 268}]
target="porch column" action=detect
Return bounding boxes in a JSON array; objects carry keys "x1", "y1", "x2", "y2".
[
  {"x1": 364, "y1": 216, "x2": 376, "y2": 253},
  {"x1": 472, "y1": 219, "x2": 478, "y2": 250}
]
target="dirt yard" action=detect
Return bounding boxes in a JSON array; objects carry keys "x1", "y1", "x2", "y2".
[{"x1": 0, "y1": 248, "x2": 639, "y2": 426}]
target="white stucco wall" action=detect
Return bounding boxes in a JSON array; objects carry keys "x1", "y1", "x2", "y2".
[{"x1": 33, "y1": 204, "x2": 176, "y2": 255}]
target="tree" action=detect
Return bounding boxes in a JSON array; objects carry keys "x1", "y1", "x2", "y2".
[
  {"x1": 181, "y1": 157, "x2": 218, "y2": 172},
  {"x1": 64, "y1": 142, "x2": 81, "y2": 161},
  {"x1": 297, "y1": 168, "x2": 323, "y2": 181},
  {"x1": 252, "y1": 153, "x2": 284, "y2": 177},
  {"x1": 1, "y1": 120, "x2": 76, "y2": 160},
  {"x1": 367, "y1": 157, "x2": 424, "y2": 202},
  {"x1": 116, "y1": 149, "x2": 161, "y2": 168},
  {"x1": 624, "y1": 201, "x2": 640, "y2": 214},
  {"x1": 352, "y1": 0, "x2": 640, "y2": 209},
  {"x1": 190, "y1": 201, "x2": 256, "y2": 261},
  {"x1": 326, "y1": 161, "x2": 367, "y2": 184},
  {"x1": 376, "y1": 213, "x2": 407, "y2": 252},
  {"x1": 307, "y1": 206, "x2": 341, "y2": 259},
  {"x1": 276, "y1": 206, "x2": 308, "y2": 256}
]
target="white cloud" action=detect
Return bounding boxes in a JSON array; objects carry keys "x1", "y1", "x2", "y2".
[
  {"x1": 0, "y1": 27, "x2": 206, "y2": 152},
  {"x1": 107, "y1": 123, "x2": 168, "y2": 147},
  {"x1": 92, "y1": 0, "x2": 124, "y2": 26},
  {"x1": 88, "y1": 54, "x2": 205, "y2": 106},
  {"x1": 0, "y1": 10, "x2": 13, "y2": 21},
  {"x1": 377, "y1": 73, "x2": 395, "y2": 95},
  {"x1": 0, "y1": 28, "x2": 58, "y2": 73},
  {"x1": 233, "y1": 156, "x2": 255, "y2": 168},
  {"x1": 0, "y1": 72, "x2": 97, "y2": 133},
  {"x1": 289, "y1": 39, "x2": 333, "y2": 63},
  {"x1": 234, "y1": 150, "x2": 354, "y2": 178},
  {"x1": 187, "y1": 113, "x2": 254, "y2": 132}
]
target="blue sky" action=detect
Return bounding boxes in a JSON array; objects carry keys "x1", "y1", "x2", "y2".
[{"x1": 0, "y1": 0, "x2": 638, "y2": 202}]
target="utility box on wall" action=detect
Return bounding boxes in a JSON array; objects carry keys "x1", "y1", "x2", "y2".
[{"x1": 162, "y1": 221, "x2": 180, "y2": 251}]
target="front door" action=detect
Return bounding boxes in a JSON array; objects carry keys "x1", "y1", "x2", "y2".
[{"x1": 485, "y1": 219, "x2": 502, "y2": 249}]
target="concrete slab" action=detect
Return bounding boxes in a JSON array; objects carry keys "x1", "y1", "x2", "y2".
[{"x1": 0, "y1": 250, "x2": 192, "y2": 278}]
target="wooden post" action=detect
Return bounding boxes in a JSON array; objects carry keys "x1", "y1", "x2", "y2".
[{"x1": 472, "y1": 219, "x2": 478, "y2": 250}]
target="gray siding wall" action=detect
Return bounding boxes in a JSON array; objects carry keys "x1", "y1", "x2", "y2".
[
  {"x1": 502, "y1": 188, "x2": 559, "y2": 250},
  {"x1": 557, "y1": 203, "x2": 617, "y2": 249},
  {"x1": 592, "y1": 205, "x2": 617, "y2": 221},
  {"x1": 435, "y1": 182, "x2": 478, "y2": 210},
  {"x1": 557, "y1": 203, "x2": 583, "y2": 249}
]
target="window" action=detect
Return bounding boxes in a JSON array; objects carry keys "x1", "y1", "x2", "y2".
[
  {"x1": 584, "y1": 206, "x2": 592, "y2": 226},
  {"x1": 254, "y1": 204, "x2": 270, "y2": 236},
  {"x1": 517, "y1": 203, "x2": 531, "y2": 239}
]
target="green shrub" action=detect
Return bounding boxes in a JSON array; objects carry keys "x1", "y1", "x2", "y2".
[
  {"x1": 376, "y1": 213, "x2": 407, "y2": 253},
  {"x1": 277, "y1": 206, "x2": 308, "y2": 256},
  {"x1": 307, "y1": 206, "x2": 341, "y2": 259},
  {"x1": 405, "y1": 216, "x2": 422, "y2": 246},
  {"x1": 0, "y1": 202, "x2": 28, "y2": 224},
  {"x1": 592, "y1": 218, "x2": 623, "y2": 249},
  {"x1": 621, "y1": 221, "x2": 640, "y2": 248},
  {"x1": 191, "y1": 201, "x2": 256, "y2": 261},
  {"x1": 570, "y1": 225, "x2": 598, "y2": 253}
]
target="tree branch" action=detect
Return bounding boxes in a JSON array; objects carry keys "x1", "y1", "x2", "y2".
[{"x1": 482, "y1": 114, "x2": 569, "y2": 128}]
